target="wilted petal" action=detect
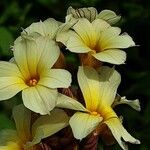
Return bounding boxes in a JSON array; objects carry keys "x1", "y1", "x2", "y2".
[
  {"x1": 93, "y1": 49, "x2": 126, "y2": 65},
  {"x1": 97, "y1": 10, "x2": 121, "y2": 24},
  {"x1": 69, "y1": 112, "x2": 103, "y2": 140},
  {"x1": 22, "y1": 85, "x2": 58, "y2": 115},
  {"x1": 26, "y1": 109, "x2": 69, "y2": 147},
  {"x1": 56, "y1": 93, "x2": 88, "y2": 112},
  {"x1": 39, "y1": 69, "x2": 71, "y2": 88},
  {"x1": 104, "y1": 118, "x2": 140, "y2": 150},
  {"x1": 67, "y1": 6, "x2": 98, "y2": 22},
  {"x1": 0, "y1": 77, "x2": 27, "y2": 101},
  {"x1": 113, "y1": 95, "x2": 141, "y2": 111},
  {"x1": 12, "y1": 104, "x2": 31, "y2": 143},
  {"x1": 77, "y1": 66, "x2": 101, "y2": 110}
]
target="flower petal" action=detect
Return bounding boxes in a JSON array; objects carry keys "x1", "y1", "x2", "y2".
[
  {"x1": 38, "y1": 69, "x2": 71, "y2": 88},
  {"x1": 23, "y1": 18, "x2": 60, "y2": 39},
  {"x1": 26, "y1": 109, "x2": 69, "y2": 147},
  {"x1": 101, "y1": 33, "x2": 135, "y2": 50},
  {"x1": 113, "y1": 95, "x2": 141, "y2": 111},
  {"x1": 56, "y1": 93, "x2": 88, "y2": 112},
  {"x1": 104, "y1": 118, "x2": 140, "y2": 150},
  {"x1": 67, "y1": 6, "x2": 98, "y2": 22},
  {"x1": 92, "y1": 19, "x2": 110, "y2": 38},
  {"x1": 73, "y1": 18, "x2": 97, "y2": 48},
  {"x1": 66, "y1": 34, "x2": 92, "y2": 53},
  {"x1": 14, "y1": 36, "x2": 60, "y2": 79},
  {"x1": 36, "y1": 37, "x2": 60, "y2": 71},
  {"x1": 12, "y1": 104, "x2": 31, "y2": 143},
  {"x1": 98, "y1": 27, "x2": 121, "y2": 48},
  {"x1": 41, "y1": 18, "x2": 60, "y2": 38},
  {"x1": 77, "y1": 66, "x2": 101, "y2": 111},
  {"x1": 22, "y1": 85, "x2": 58, "y2": 115},
  {"x1": 97, "y1": 66, "x2": 121, "y2": 107},
  {"x1": 69, "y1": 112, "x2": 103, "y2": 140},
  {"x1": 93, "y1": 49, "x2": 126, "y2": 64},
  {"x1": 0, "y1": 77, "x2": 27, "y2": 101},
  {"x1": 0, "y1": 61, "x2": 22, "y2": 78},
  {"x1": 97, "y1": 10, "x2": 121, "y2": 25}
]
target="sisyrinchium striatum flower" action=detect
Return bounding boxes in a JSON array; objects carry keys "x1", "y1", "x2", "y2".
[
  {"x1": 57, "y1": 18, "x2": 135, "y2": 66},
  {"x1": 0, "y1": 104, "x2": 69, "y2": 150},
  {"x1": 56, "y1": 66, "x2": 140, "y2": 150},
  {"x1": 0, "y1": 34, "x2": 71, "y2": 115}
]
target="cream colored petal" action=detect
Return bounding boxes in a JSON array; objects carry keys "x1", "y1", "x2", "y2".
[
  {"x1": 56, "y1": 30, "x2": 76, "y2": 46},
  {"x1": 92, "y1": 19, "x2": 110, "y2": 38},
  {"x1": 36, "y1": 37, "x2": 60, "y2": 72},
  {"x1": 25, "y1": 109, "x2": 69, "y2": 147},
  {"x1": 69, "y1": 112, "x2": 102, "y2": 140},
  {"x1": 113, "y1": 95, "x2": 141, "y2": 111},
  {"x1": 23, "y1": 21, "x2": 45, "y2": 36},
  {"x1": 38, "y1": 69, "x2": 71, "y2": 88},
  {"x1": 0, "y1": 61, "x2": 22, "y2": 78},
  {"x1": 12, "y1": 104, "x2": 31, "y2": 143},
  {"x1": 98, "y1": 27, "x2": 121, "y2": 48},
  {"x1": 56, "y1": 93, "x2": 88, "y2": 112},
  {"x1": 66, "y1": 34, "x2": 92, "y2": 53},
  {"x1": 13, "y1": 37, "x2": 38, "y2": 79},
  {"x1": 104, "y1": 118, "x2": 140, "y2": 150},
  {"x1": 57, "y1": 15, "x2": 77, "y2": 34},
  {"x1": 96, "y1": 66, "x2": 121, "y2": 107},
  {"x1": 93, "y1": 49, "x2": 126, "y2": 65},
  {"x1": 97, "y1": 10, "x2": 121, "y2": 24},
  {"x1": 23, "y1": 18, "x2": 60, "y2": 38},
  {"x1": 67, "y1": 6, "x2": 98, "y2": 22},
  {"x1": 22, "y1": 85, "x2": 58, "y2": 115},
  {"x1": 78, "y1": 66, "x2": 101, "y2": 111},
  {"x1": 42, "y1": 18, "x2": 60, "y2": 38},
  {"x1": 0, "y1": 77, "x2": 27, "y2": 101},
  {"x1": 101, "y1": 33, "x2": 135, "y2": 50},
  {"x1": 73, "y1": 18, "x2": 97, "y2": 48},
  {"x1": 14, "y1": 36, "x2": 60, "y2": 79}
]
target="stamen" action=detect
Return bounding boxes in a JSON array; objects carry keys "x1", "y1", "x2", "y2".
[
  {"x1": 90, "y1": 111, "x2": 100, "y2": 116},
  {"x1": 28, "y1": 79, "x2": 38, "y2": 86}
]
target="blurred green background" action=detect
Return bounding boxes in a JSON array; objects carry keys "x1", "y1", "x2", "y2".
[{"x1": 0, "y1": 0, "x2": 150, "y2": 149}]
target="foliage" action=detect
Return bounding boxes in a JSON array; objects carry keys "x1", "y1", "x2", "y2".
[{"x1": 0, "y1": 0, "x2": 150, "y2": 149}]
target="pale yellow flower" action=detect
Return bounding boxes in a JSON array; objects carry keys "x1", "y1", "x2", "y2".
[
  {"x1": 56, "y1": 66, "x2": 140, "y2": 150},
  {"x1": 57, "y1": 18, "x2": 135, "y2": 65},
  {"x1": 0, "y1": 104, "x2": 69, "y2": 150},
  {"x1": 67, "y1": 6, "x2": 121, "y2": 24},
  {"x1": 0, "y1": 35, "x2": 71, "y2": 114}
]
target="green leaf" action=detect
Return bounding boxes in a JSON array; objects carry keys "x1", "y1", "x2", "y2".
[{"x1": 0, "y1": 27, "x2": 13, "y2": 56}]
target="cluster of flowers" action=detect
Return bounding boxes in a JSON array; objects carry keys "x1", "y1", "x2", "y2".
[{"x1": 0, "y1": 7, "x2": 141, "y2": 150}]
